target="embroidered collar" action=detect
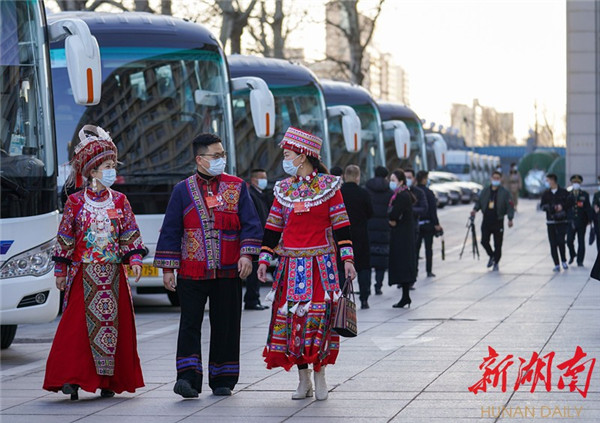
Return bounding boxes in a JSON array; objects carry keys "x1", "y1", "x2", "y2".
[
  {"x1": 294, "y1": 170, "x2": 318, "y2": 183},
  {"x1": 85, "y1": 187, "x2": 111, "y2": 202},
  {"x1": 274, "y1": 174, "x2": 342, "y2": 208}
]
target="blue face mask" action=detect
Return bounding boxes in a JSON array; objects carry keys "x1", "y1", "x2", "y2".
[
  {"x1": 206, "y1": 157, "x2": 226, "y2": 176},
  {"x1": 98, "y1": 168, "x2": 117, "y2": 187},
  {"x1": 389, "y1": 181, "x2": 398, "y2": 191},
  {"x1": 544, "y1": 181, "x2": 551, "y2": 188},
  {"x1": 406, "y1": 178, "x2": 413, "y2": 188},
  {"x1": 283, "y1": 158, "x2": 300, "y2": 176},
  {"x1": 491, "y1": 180, "x2": 501, "y2": 187},
  {"x1": 257, "y1": 178, "x2": 268, "y2": 190}
]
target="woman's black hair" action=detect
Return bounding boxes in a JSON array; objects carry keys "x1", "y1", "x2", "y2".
[
  {"x1": 307, "y1": 155, "x2": 329, "y2": 174},
  {"x1": 392, "y1": 168, "x2": 406, "y2": 184}
]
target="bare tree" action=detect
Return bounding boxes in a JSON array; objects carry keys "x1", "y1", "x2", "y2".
[
  {"x1": 161, "y1": 0, "x2": 172, "y2": 15},
  {"x1": 54, "y1": 0, "x2": 129, "y2": 11},
  {"x1": 325, "y1": 0, "x2": 385, "y2": 85},
  {"x1": 216, "y1": 0, "x2": 259, "y2": 54}
]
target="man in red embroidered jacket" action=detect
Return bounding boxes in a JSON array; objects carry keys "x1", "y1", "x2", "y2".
[{"x1": 154, "y1": 133, "x2": 263, "y2": 398}]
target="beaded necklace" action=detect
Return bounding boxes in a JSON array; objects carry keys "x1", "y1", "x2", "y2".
[{"x1": 83, "y1": 189, "x2": 115, "y2": 249}]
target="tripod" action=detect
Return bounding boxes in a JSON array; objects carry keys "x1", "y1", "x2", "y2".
[{"x1": 459, "y1": 215, "x2": 480, "y2": 260}]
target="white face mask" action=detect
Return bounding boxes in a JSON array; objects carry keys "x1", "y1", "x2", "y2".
[
  {"x1": 283, "y1": 158, "x2": 300, "y2": 176},
  {"x1": 389, "y1": 181, "x2": 398, "y2": 191},
  {"x1": 572, "y1": 183, "x2": 581, "y2": 190},
  {"x1": 205, "y1": 157, "x2": 226, "y2": 176},
  {"x1": 406, "y1": 178, "x2": 413, "y2": 188},
  {"x1": 491, "y1": 180, "x2": 501, "y2": 187},
  {"x1": 98, "y1": 168, "x2": 116, "y2": 187},
  {"x1": 257, "y1": 178, "x2": 268, "y2": 190}
]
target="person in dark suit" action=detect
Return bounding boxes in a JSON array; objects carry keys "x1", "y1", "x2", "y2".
[
  {"x1": 341, "y1": 165, "x2": 373, "y2": 309},
  {"x1": 566, "y1": 174, "x2": 593, "y2": 266},
  {"x1": 404, "y1": 168, "x2": 428, "y2": 284},
  {"x1": 388, "y1": 169, "x2": 417, "y2": 308},
  {"x1": 244, "y1": 169, "x2": 271, "y2": 310},
  {"x1": 592, "y1": 176, "x2": 600, "y2": 252},
  {"x1": 365, "y1": 166, "x2": 393, "y2": 295},
  {"x1": 416, "y1": 171, "x2": 443, "y2": 277}
]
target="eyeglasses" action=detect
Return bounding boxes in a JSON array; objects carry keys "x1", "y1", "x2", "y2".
[{"x1": 198, "y1": 152, "x2": 227, "y2": 159}]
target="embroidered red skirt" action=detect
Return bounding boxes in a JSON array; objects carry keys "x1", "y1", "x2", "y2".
[
  {"x1": 43, "y1": 265, "x2": 144, "y2": 394},
  {"x1": 263, "y1": 256, "x2": 340, "y2": 372}
]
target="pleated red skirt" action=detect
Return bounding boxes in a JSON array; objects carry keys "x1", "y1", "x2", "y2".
[{"x1": 43, "y1": 267, "x2": 144, "y2": 394}]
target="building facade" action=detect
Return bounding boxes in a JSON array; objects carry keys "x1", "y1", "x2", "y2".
[{"x1": 566, "y1": 0, "x2": 600, "y2": 185}]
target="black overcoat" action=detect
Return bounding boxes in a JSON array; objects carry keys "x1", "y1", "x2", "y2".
[
  {"x1": 341, "y1": 182, "x2": 373, "y2": 271},
  {"x1": 388, "y1": 189, "x2": 417, "y2": 286},
  {"x1": 365, "y1": 177, "x2": 393, "y2": 269}
]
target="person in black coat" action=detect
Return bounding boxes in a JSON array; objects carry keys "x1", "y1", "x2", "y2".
[
  {"x1": 416, "y1": 171, "x2": 443, "y2": 277},
  {"x1": 341, "y1": 165, "x2": 373, "y2": 309},
  {"x1": 244, "y1": 169, "x2": 271, "y2": 310},
  {"x1": 404, "y1": 168, "x2": 428, "y2": 283},
  {"x1": 566, "y1": 174, "x2": 593, "y2": 266},
  {"x1": 540, "y1": 173, "x2": 575, "y2": 271},
  {"x1": 365, "y1": 166, "x2": 393, "y2": 295},
  {"x1": 388, "y1": 169, "x2": 417, "y2": 308}
]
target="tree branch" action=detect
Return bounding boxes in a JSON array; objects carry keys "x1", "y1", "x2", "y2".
[
  {"x1": 325, "y1": 17, "x2": 351, "y2": 38},
  {"x1": 87, "y1": 0, "x2": 130, "y2": 11},
  {"x1": 361, "y1": 0, "x2": 385, "y2": 49}
]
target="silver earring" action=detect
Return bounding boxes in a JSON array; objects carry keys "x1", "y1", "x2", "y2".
[{"x1": 92, "y1": 178, "x2": 97, "y2": 191}]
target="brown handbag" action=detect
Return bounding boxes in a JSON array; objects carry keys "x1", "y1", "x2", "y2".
[{"x1": 332, "y1": 277, "x2": 358, "y2": 337}]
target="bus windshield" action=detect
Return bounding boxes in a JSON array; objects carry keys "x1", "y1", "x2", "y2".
[
  {"x1": 1, "y1": 0, "x2": 56, "y2": 219},
  {"x1": 50, "y1": 46, "x2": 230, "y2": 214},
  {"x1": 329, "y1": 104, "x2": 382, "y2": 179},
  {"x1": 233, "y1": 85, "x2": 326, "y2": 182},
  {"x1": 383, "y1": 118, "x2": 425, "y2": 172}
]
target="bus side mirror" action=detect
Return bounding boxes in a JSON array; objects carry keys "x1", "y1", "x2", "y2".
[
  {"x1": 48, "y1": 19, "x2": 101, "y2": 105},
  {"x1": 327, "y1": 106, "x2": 361, "y2": 152},
  {"x1": 382, "y1": 120, "x2": 410, "y2": 159},
  {"x1": 426, "y1": 134, "x2": 448, "y2": 168},
  {"x1": 230, "y1": 77, "x2": 275, "y2": 138}
]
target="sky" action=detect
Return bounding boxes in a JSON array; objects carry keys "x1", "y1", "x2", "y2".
[{"x1": 291, "y1": 0, "x2": 567, "y2": 144}]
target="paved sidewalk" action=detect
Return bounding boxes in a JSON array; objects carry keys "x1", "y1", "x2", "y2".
[{"x1": 1, "y1": 200, "x2": 599, "y2": 422}]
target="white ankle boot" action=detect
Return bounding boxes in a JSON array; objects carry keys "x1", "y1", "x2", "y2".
[
  {"x1": 291, "y1": 368, "x2": 313, "y2": 399},
  {"x1": 313, "y1": 367, "x2": 328, "y2": 400}
]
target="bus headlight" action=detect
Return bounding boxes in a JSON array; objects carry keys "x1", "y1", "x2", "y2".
[{"x1": 0, "y1": 239, "x2": 56, "y2": 279}]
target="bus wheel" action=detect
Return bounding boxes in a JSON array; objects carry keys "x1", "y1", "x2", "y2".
[
  {"x1": 167, "y1": 290, "x2": 180, "y2": 307},
  {"x1": 1, "y1": 325, "x2": 17, "y2": 349}
]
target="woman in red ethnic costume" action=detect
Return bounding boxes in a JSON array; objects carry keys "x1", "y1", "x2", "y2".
[
  {"x1": 43, "y1": 126, "x2": 147, "y2": 400},
  {"x1": 257, "y1": 127, "x2": 357, "y2": 401}
]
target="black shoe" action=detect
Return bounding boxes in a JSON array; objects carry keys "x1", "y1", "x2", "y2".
[
  {"x1": 487, "y1": 257, "x2": 494, "y2": 268},
  {"x1": 174, "y1": 379, "x2": 199, "y2": 398},
  {"x1": 393, "y1": 298, "x2": 411, "y2": 308},
  {"x1": 427, "y1": 272, "x2": 436, "y2": 277},
  {"x1": 493, "y1": 263, "x2": 499, "y2": 271},
  {"x1": 409, "y1": 283, "x2": 416, "y2": 291},
  {"x1": 361, "y1": 300, "x2": 369, "y2": 309},
  {"x1": 375, "y1": 288, "x2": 382, "y2": 295},
  {"x1": 61, "y1": 383, "x2": 79, "y2": 401},
  {"x1": 100, "y1": 389, "x2": 115, "y2": 398},
  {"x1": 244, "y1": 304, "x2": 268, "y2": 310},
  {"x1": 577, "y1": 263, "x2": 584, "y2": 267},
  {"x1": 212, "y1": 387, "x2": 232, "y2": 396},
  {"x1": 569, "y1": 256, "x2": 575, "y2": 265}
]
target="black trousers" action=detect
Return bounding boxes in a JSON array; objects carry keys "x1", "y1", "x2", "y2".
[
  {"x1": 373, "y1": 268, "x2": 386, "y2": 290},
  {"x1": 567, "y1": 223, "x2": 587, "y2": 265},
  {"x1": 357, "y1": 268, "x2": 372, "y2": 301},
  {"x1": 417, "y1": 225, "x2": 435, "y2": 274},
  {"x1": 481, "y1": 219, "x2": 504, "y2": 264},
  {"x1": 175, "y1": 277, "x2": 242, "y2": 392},
  {"x1": 547, "y1": 223, "x2": 568, "y2": 265},
  {"x1": 243, "y1": 261, "x2": 262, "y2": 307}
]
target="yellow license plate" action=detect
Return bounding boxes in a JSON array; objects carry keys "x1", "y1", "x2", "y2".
[{"x1": 128, "y1": 264, "x2": 159, "y2": 277}]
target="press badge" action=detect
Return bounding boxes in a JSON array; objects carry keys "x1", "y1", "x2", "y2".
[
  {"x1": 488, "y1": 201, "x2": 494, "y2": 209},
  {"x1": 107, "y1": 209, "x2": 122, "y2": 219},
  {"x1": 294, "y1": 202, "x2": 309, "y2": 214},
  {"x1": 205, "y1": 194, "x2": 224, "y2": 209}
]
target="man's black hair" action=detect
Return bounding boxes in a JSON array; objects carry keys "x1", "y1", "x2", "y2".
[
  {"x1": 403, "y1": 167, "x2": 415, "y2": 176},
  {"x1": 546, "y1": 173, "x2": 558, "y2": 182},
  {"x1": 375, "y1": 166, "x2": 388, "y2": 178},
  {"x1": 330, "y1": 166, "x2": 343, "y2": 177},
  {"x1": 250, "y1": 168, "x2": 266, "y2": 177},
  {"x1": 193, "y1": 133, "x2": 222, "y2": 156},
  {"x1": 492, "y1": 170, "x2": 502, "y2": 178},
  {"x1": 416, "y1": 170, "x2": 429, "y2": 184}
]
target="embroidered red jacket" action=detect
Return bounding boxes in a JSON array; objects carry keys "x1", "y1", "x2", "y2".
[{"x1": 154, "y1": 172, "x2": 263, "y2": 280}]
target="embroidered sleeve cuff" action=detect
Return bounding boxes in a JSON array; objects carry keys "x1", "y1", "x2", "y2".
[
  {"x1": 240, "y1": 239, "x2": 261, "y2": 256},
  {"x1": 259, "y1": 251, "x2": 274, "y2": 266},
  {"x1": 339, "y1": 246, "x2": 354, "y2": 262},
  {"x1": 153, "y1": 251, "x2": 181, "y2": 269},
  {"x1": 129, "y1": 254, "x2": 143, "y2": 266},
  {"x1": 54, "y1": 262, "x2": 68, "y2": 277}
]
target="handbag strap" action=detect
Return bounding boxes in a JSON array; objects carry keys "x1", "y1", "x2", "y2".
[{"x1": 342, "y1": 276, "x2": 356, "y2": 301}]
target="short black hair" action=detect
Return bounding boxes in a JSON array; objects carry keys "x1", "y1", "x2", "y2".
[
  {"x1": 416, "y1": 170, "x2": 429, "y2": 184},
  {"x1": 250, "y1": 168, "x2": 266, "y2": 178},
  {"x1": 492, "y1": 170, "x2": 502, "y2": 178},
  {"x1": 193, "y1": 133, "x2": 222, "y2": 156},
  {"x1": 403, "y1": 167, "x2": 415, "y2": 177},
  {"x1": 375, "y1": 166, "x2": 389, "y2": 178},
  {"x1": 546, "y1": 173, "x2": 558, "y2": 182},
  {"x1": 330, "y1": 166, "x2": 343, "y2": 176}
]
